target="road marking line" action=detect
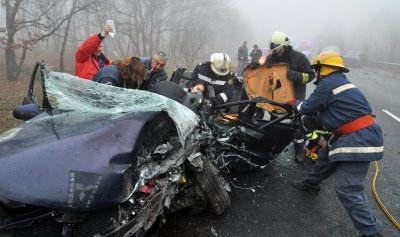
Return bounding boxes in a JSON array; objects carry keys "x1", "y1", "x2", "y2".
[{"x1": 382, "y1": 110, "x2": 400, "y2": 123}]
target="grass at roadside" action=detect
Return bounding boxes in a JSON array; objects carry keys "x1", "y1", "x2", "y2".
[{"x1": 0, "y1": 71, "x2": 30, "y2": 133}]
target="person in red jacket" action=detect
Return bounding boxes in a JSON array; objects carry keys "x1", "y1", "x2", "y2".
[{"x1": 75, "y1": 24, "x2": 113, "y2": 80}]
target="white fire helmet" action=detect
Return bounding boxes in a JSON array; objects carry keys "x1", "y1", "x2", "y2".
[{"x1": 210, "y1": 53, "x2": 232, "y2": 76}]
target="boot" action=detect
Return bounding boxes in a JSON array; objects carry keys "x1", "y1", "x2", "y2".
[
  {"x1": 291, "y1": 180, "x2": 321, "y2": 194},
  {"x1": 294, "y1": 146, "x2": 305, "y2": 164}
]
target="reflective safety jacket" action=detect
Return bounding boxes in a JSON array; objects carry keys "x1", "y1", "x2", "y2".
[
  {"x1": 294, "y1": 72, "x2": 384, "y2": 162},
  {"x1": 75, "y1": 34, "x2": 111, "y2": 80},
  {"x1": 192, "y1": 62, "x2": 234, "y2": 103}
]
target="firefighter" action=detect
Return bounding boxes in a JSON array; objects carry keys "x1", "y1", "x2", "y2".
[
  {"x1": 266, "y1": 31, "x2": 315, "y2": 163},
  {"x1": 289, "y1": 51, "x2": 384, "y2": 237},
  {"x1": 192, "y1": 53, "x2": 235, "y2": 106}
]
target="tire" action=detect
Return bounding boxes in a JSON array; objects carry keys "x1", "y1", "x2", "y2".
[{"x1": 195, "y1": 157, "x2": 230, "y2": 215}]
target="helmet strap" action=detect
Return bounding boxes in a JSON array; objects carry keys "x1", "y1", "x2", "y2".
[
  {"x1": 316, "y1": 70, "x2": 321, "y2": 81},
  {"x1": 314, "y1": 65, "x2": 321, "y2": 81}
]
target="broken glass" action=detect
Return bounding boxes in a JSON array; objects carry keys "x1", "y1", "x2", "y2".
[{"x1": 40, "y1": 69, "x2": 199, "y2": 147}]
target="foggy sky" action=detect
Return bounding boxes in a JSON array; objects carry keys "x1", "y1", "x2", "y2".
[{"x1": 230, "y1": 0, "x2": 400, "y2": 50}]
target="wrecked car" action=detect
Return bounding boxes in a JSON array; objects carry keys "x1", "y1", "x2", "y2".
[
  {"x1": 171, "y1": 63, "x2": 298, "y2": 172},
  {"x1": 0, "y1": 62, "x2": 230, "y2": 237}
]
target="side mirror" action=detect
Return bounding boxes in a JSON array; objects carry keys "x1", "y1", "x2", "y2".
[{"x1": 13, "y1": 104, "x2": 42, "y2": 120}]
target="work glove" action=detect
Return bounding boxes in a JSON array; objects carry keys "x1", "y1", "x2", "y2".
[
  {"x1": 181, "y1": 92, "x2": 203, "y2": 112},
  {"x1": 301, "y1": 115, "x2": 324, "y2": 132},
  {"x1": 248, "y1": 62, "x2": 260, "y2": 69},
  {"x1": 281, "y1": 99, "x2": 296, "y2": 115},
  {"x1": 209, "y1": 96, "x2": 223, "y2": 107},
  {"x1": 287, "y1": 69, "x2": 299, "y2": 82},
  {"x1": 287, "y1": 69, "x2": 309, "y2": 84},
  {"x1": 287, "y1": 99, "x2": 296, "y2": 107}
]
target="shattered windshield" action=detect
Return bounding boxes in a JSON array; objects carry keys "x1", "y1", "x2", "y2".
[{"x1": 39, "y1": 69, "x2": 199, "y2": 147}]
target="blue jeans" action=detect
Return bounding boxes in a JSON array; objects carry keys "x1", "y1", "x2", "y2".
[{"x1": 237, "y1": 60, "x2": 247, "y2": 76}]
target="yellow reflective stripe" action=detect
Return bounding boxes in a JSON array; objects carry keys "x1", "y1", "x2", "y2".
[
  {"x1": 305, "y1": 131, "x2": 319, "y2": 140},
  {"x1": 329, "y1": 146, "x2": 384, "y2": 156},
  {"x1": 315, "y1": 129, "x2": 330, "y2": 135},
  {"x1": 311, "y1": 131, "x2": 318, "y2": 140},
  {"x1": 301, "y1": 73, "x2": 309, "y2": 84}
]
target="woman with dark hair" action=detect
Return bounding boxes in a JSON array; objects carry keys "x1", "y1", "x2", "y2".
[
  {"x1": 92, "y1": 56, "x2": 145, "y2": 89},
  {"x1": 187, "y1": 80, "x2": 206, "y2": 94},
  {"x1": 93, "y1": 56, "x2": 194, "y2": 107}
]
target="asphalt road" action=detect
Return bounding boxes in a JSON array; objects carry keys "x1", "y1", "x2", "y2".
[{"x1": 159, "y1": 66, "x2": 400, "y2": 237}]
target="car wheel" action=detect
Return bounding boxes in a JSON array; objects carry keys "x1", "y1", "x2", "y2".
[{"x1": 195, "y1": 156, "x2": 230, "y2": 215}]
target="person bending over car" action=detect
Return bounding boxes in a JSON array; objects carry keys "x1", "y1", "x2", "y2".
[
  {"x1": 139, "y1": 51, "x2": 169, "y2": 90},
  {"x1": 92, "y1": 56, "x2": 188, "y2": 104},
  {"x1": 92, "y1": 56, "x2": 145, "y2": 89},
  {"x1": 192, "y1": 53, "x2": 235, "y2": 106}
]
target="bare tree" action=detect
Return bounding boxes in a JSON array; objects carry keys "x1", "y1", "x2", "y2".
[
  {"x1": 178, "y1": 21, "x2": 211, "y2": 69},
  {"x1": 1, "y1": 0, "x2": 251, "y2": 77},
  {"x1": 59, "y1": 0, "x2": 98, "y2": 72},
  {"x1": 2, "y1": 0, "x2": 72, "y2": 80}
]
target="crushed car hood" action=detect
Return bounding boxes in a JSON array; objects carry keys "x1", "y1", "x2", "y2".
[
  {"x1": 0, "y1": 70, "x2": 199, "y2": 210},
  {"x1": 0, "y1": 111, "x2": 159, "y2": 210}
]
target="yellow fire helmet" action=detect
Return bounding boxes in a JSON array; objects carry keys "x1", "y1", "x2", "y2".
[{"x1": 311, "y1": 50, "x2": 349, "y2": 77}]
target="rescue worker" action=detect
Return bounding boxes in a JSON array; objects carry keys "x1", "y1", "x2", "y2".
[
  {"x1": 93, "y1": 56, "x2": 187, "y2": 103},
  {"x1": 289, "y1": 51, "x2": 384, "y2": 237},
  {"x1": 75, "y1": 24, "x2": 113, "y2": 80},
  {"x1": 192, "y1": 53, "x2": 235, "y2": 106},
  {"x1": 139, "y1": 51, "x2": 169, "y2": 90},
  {"x1": 266, "y1": 31, "x2": 315, "y2": 163},
  {"x1": 92, "y1": 56, "x2": 145, "y2": 89}
]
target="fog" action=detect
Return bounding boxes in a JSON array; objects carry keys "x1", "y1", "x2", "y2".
[
  {"x1": 1, "y1": 0, "x2": 400, "y2": 81},
  {"x1": 230, "y1": 0, "x2": 400, "y2": 59}
]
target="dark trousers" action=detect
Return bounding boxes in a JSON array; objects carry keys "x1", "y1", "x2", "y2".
[
  {"x1": 293, "y1": 117, "x2": 305, "y2": 153},
  {"x1": 237, "y1": 60, "x2": 247, "y2": 76},
  {"x1": 306, "y1": 147, "x2": 382, "y2": 236}
]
